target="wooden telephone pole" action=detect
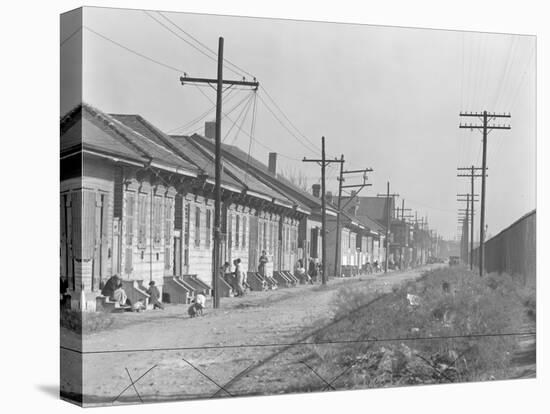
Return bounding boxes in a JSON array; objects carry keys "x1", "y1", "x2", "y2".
[
  {"x1": 457, "y1": 190, "x2": 479, "y2": 269},
  {"x1": 303, "y1": 137, "x2": 344, "y2": 285},
  {"x1": 334, "y1": 165, "x2": 373, "y2": 277},
  {"x1": 180, "y1": 37, "x2": 259, "y2": 308},
  {"x1": 459, "y1": 111, "x2": 510, "y2": 276},
  {"x1": 377, "y1": 183, "x2": 398, "y2": 273}
]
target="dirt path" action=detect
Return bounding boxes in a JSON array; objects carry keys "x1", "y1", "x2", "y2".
[{"x1": 63, "y1": 265, "x2": 438, "y2": 405}]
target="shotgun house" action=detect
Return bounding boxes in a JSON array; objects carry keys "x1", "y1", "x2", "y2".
[
  {"x1": 61, "y1": 104, "x2": 310, "y2": 311},
  {"x1": 187, "y1": 132, "x2": 318, "y2": 275},
  {"x1": 324, "y1": 197, "x2": 385, "y2": 277},
  {"x1": 338, "y1": 195, "x2": 387, "y2": 270},
  {"x1": 111, "y1": 117, "x2": 308, "y2": 287},
  {"x1": 60, "y1": 104, "x2": 198, "y2": 311},
  {"x1": 342, "y1": 195, "x2": 394, "y2": 265}
]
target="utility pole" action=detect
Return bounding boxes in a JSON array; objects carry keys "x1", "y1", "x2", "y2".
[
  {"x1": 377, "y1": 183, "x2": 398, "y2": 273},
  {"x1": 458, "y1": 194, "x2": 470, "y2": 264},
  {"x1": 459, "y1": 111, "x2": 510, "y2": 276},
  {"x1": 457, "y1": 190, "x2": 479, "y2": 269},
  {"x1": 303, "y1": 138, "x2": 344, "y2": 285},
  {"x1": 334, "y1": 166, "x2": 373, "y2": 276},
  {"x1": 180, "y1": 37, "x2": 259, "y2": 308},
  {"x1": 334, "y1": 155, "x2": 345, "y2": 278}
]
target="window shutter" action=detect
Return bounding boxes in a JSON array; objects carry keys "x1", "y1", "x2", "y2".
[
  {"x1": 137, "y1": 193, "x2": 147, "y2": 249},
  {"x1": 205, "y1": 209, "x2": 211, "y2": 248},
  {"x1": 124, "y1": 192, "x2": 135, "y2": 275},
  {"x1": 164, "y1": 198, "x2": 173, "y2": 270},
  {"x1": 194, "y1": 206, "x2": 201, "y2": 247},
  {"x1": 60, "y1": 194, "x2": 67, "y2": 277},
  {"x1": 235, "y1": 215, "x2": 240, "y2": 248},
  {"x1": 242, "y1": 216, "x2": 247, "y2": 248},
  {"x1": 153, "y1": 196, "x2": 163, "y2": 248}
]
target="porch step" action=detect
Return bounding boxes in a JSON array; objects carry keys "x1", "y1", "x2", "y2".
[
  {"x1": 273, "y1": 271, "x2": 293, "y2": 288},
  {"x1": 120, "y1": 280, "x2": 151, "y2": 309},
  {"x1": 163, "y1": 276, "x2": 192, "y2": 304},
  {"x1": 181, "y1": 274, "x2": 212, "y2": 296},
  {"x1": 246, "y1": 272, "x2": 268, "y2": 291}
]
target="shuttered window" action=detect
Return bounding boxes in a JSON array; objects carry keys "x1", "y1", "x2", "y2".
[
  {"x1": 124, "y1": 192, "x2": 135, "y2": 274},
  {"x1": 81, "y1": 190, "x2": 96, "y2": 261},
  {"x1": 164, "y1": 198, "x2": 173, "y2": 270},
  {"x1": 184, "y1": 202, "x2": 190, "y2": 266},
  {"x1": 60, "y1": 194, "x2": 67, "y2": 277},
  {"x1": 262, "y1": 221, "x2": 268, "y2": 251},
  {"x1": 194, "y1": 206, "x2": 201, "y2": 247},
  {"x1": 257, "y1": 219, "x2": 262, "y2": 252},
  {"x1": 235, "y1": 215, "x2": 240, "y2": 248},
  {"x1": 205, "y1": 209, "x2": 211, "y2": 248},
  {"x1": 153, "y1": 196, "x2": 163, "y2": 248},
  {"x1": 272, "y1": 221, "x2": 277, "y2": 254},
  {"x1": 71, "y1": 192, "x2": 82, "y2": 261},
  {"x1": 242, "y1": 216, "x2": 247, "y2": 248},
  {"x1": 137, "y1": 193, "x2": 148, "y2": 249}
]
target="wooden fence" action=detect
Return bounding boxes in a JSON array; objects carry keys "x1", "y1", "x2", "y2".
[{"x1": 473, "y1": 210, "x2": 536, "y2": 284}]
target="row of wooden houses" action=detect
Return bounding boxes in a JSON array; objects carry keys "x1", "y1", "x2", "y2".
[{"x1": 60, "y1": 103, "x2": 423, "y2": 311}]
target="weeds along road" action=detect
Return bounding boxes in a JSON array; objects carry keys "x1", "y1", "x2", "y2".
[{"x1": 68, "y1": 265, "x2": 442, "y2": 405}]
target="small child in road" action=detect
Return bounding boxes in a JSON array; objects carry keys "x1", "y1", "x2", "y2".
[{"x1": 195, "y1": 291, "x2": 206, "y2": 314}]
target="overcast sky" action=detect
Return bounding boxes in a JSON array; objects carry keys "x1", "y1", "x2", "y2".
[{"x1": 61, "y1": 6, "x2": 536, "y2": 240}]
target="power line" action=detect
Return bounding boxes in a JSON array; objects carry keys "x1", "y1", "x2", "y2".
[
  {"x1": 259, "y1": 86, "x2": 321, "y2": 153},
  {"x1": 157, "y1": 11, "x2": 256, "y2": 80},
  {"x1": 225, "y1": 92, "x2": 255, "y2": 144},
  {"x1": 84, "y1": 26, "x2": 185, "y2": 73},
  {"x1": 244, "y1": 92, "x2": 259, "y2": 184},
  {"x1": 180, "y1": 91, "x2": 255, "y2": 136},
  {"x1": 143, "y1": 11, "x2": 230, "y2": 75},
  {"x1": 257, "y1": 92, "x2": 319, "y2": 155}
]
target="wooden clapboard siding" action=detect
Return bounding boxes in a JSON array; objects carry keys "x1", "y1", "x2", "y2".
[{"x1": 121, "y1": 178, "x2": 172, "y2": 289}]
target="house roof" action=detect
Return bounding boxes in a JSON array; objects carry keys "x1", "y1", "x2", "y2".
[
  {"x1": 188, "y1": 134, "x2": 332, "y2": 214},
  {"x1": 170, "y1": 135, "x2": 300, "y2": 208},
  {"x1": 342, "y1": 196, "x2": 394, "y2": 225},
  {"x1": 61, "y1": 104, "x2": 198, "y2": 178},
  {"x1": 61, "y1": 104, "x2": 147, "y2": 164}
]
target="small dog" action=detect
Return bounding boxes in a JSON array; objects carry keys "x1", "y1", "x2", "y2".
[{"x1": 187, "y1": 302, "x2": 203, "y2": 318}]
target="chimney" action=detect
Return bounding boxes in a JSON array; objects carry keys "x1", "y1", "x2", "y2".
[
  {"x1": 312, "y1": 184, "x2": 321, "y2": 198},
  {"x1": 325, "y1": 191, "x2": 333, "y2": 205},
  {"x1": 268, "y1": 152, "x2": 277, "y2": 175},
  {"x1": 205, "y1": 121, "x2": 216, "y2": 139}
]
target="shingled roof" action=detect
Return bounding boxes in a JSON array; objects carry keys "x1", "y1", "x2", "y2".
[
  {"x1": 188, "y1": 134, "x2": 332, "y2": 215},
  {"x1": 61, "y1": 104, "x2": 197, "y2": 177}
]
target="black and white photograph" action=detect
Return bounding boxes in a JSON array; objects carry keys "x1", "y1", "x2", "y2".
[{"x1": 58, "y1": 3, "x2": 537, "y2": 408}]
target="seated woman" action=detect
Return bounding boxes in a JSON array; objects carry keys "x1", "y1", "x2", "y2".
[
  {"x1": 113, "y1": 282, "x2": 130, "y2": 306},
  {"x1": 101, "y1": 274, "x2": 120, "y2": 299}
]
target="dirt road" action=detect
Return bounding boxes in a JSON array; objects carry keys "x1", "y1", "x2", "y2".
[{"x1": 62, "y1": 266, "x2": 439, "y2": 405}]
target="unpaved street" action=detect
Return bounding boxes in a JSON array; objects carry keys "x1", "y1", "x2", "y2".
[{"x1": 62, "y1": 266, "x2": 439, "y2": 405}]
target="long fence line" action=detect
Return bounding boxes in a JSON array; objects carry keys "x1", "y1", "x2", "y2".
[{"x1": 473, "y1": 210, "x2": 536, "y2": 284}]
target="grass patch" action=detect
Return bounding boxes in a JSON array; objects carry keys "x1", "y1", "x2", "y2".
[
  {"x1": 60, "y1": 309, "x2": 114, "y2": 334},
  {"x1": 312, "y1": 267, "x2": 533, "y2": 387}
]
